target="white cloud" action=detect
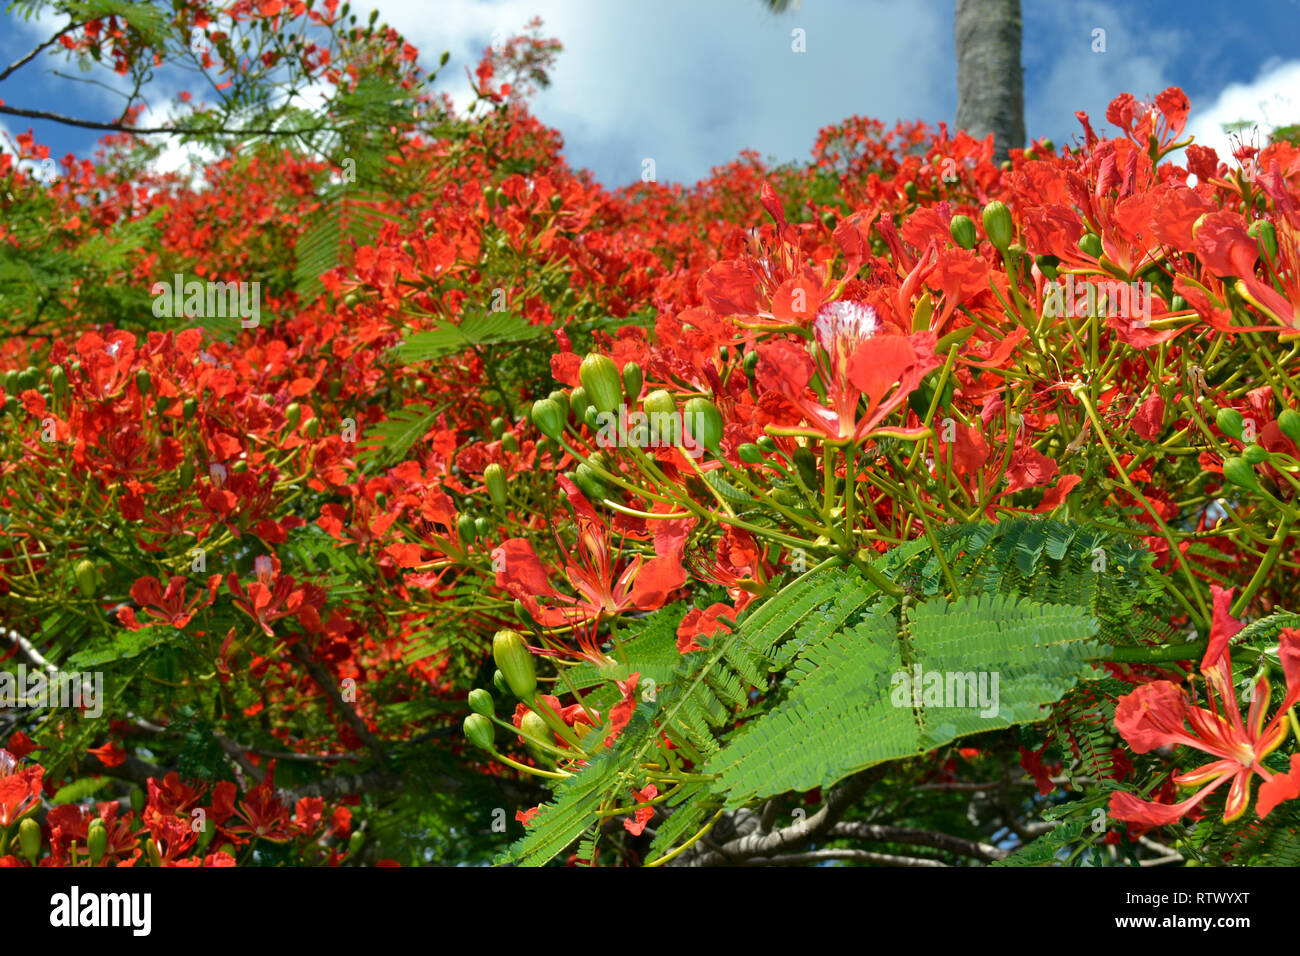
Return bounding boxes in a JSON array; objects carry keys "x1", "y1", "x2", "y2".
[
  {"x1": 360, "y1": 0, "x2": 954, "y2": 186},
  {"x1": 1184, "y1": 58, "x2": 1300, "y2": 163}
]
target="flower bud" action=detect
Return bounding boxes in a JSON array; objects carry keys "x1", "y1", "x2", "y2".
[
  {"x1": 492, "y1": 629, "x2": 536, "y2": 700},
  {"x1": 572, "y1": 463, "x2": 608, "y2": 501},
  {"x1": 738, "y1": 443, "x2": 764, "y2": 465},
  {"x1": 1078, "y1": 232, "x2": 1103, "y2": 259},
  {"x1": 490, "y1": 416, "x2": 506, "y2": 439},
  {"x1": 474, "y1": 516, "x2": 491, "y2": 539},
  {"x1": 283, "y1": 402, "x2": 302, "y2": 430},
  {"x1": 1278, "y1": 409, "x2": 1300, "y2": 444},
  {"x1": 136, "y1": 368, "x2": 151, "y2": 397},
  {"x1": 684, "y1": 396, "x2": 724, "y2": 451},
  {"x1": 622, "y1": 362, "x2": 643, "y2": 401},
  {"x1": 569, "y1": 386, "x2": 591, "y2": 422},
  {"x1": 519, "y1": 710, "x2": 550, "y2": 749},
  {"x1": 74, "y1": 559, "x2": 98, "y2": 599},
  {"x1": 50, "y1": 365, "x2": 68, "y2": 402},
  {"x1": 19, "y1": 818, "x2": 41, "y2": 863},
  {"x1": 1249, "y1": 220, "x2": 1278, "y2": 260},
  {"x1": 501, "y1": 432, "x2": 519, "y2": 453},
  {"x1": 1222, "y1": 456, "x2": 1258, "y2": 490},
  {"x1": 468, "y1": 688, "x2": 495, "y2": 717},
  {"x1": 483, "y1": 463, "x2": 508, "y2": 508},
  {"x1": 183, "y1": 397, "x2": 198, "y2": 422},
  {"x1": 87, "y1": 818, "x2": 108, "y2": 865},
  {"x1": 492, "y1": 669, "x2": 510, "y2": 696},
  {"x1": 130, "y1": 786, "x2": 145, "y2": 815},
  {"x1": 1216, "y1": 407, "x2": 1245, "y2": 440},
  {"x1": 463, "y1": 714, "x2": 495, "y2": 751},
  {"x1": 457, "y1": 513, "x2": 476, "y2": 541},
  {"x1": 981, "y1": 201, "x2": 1014, "y2": 251},
  {"x1": 743, "y1": 350, "x2": 759, "y2": 378},
  {"x1": 949, "y1": 214, "x2": 977, "y2": 250},
  {"x1": 530, "y1": 398, "x2": 565, "y2": 440},
  {"x1": 1243, "y1": 444, "x2": 1268, "y2": 465},
  {"x1": 348, "y1": 830, "x2": 366, "y2": 855},
  {"x1": 579, "y1": 353, "x2": 623, "y2": 414},
  {"x1": 546, "y1": 389, "x2": 570, "y2": 422}
]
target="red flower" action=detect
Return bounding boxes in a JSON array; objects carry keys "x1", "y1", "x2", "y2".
[
  {"x1": 623, "y1": 784, "x2": 657, "y2": 836},
  {"x1": 1109, "y1": 600, "x2": 1300, "y2": 825},
  {"x1": 0, "y1": 751, "x2": 42, "y2": 826},
  {"x1": 119, "y1": 574, "x2": 221, "y2": 630},
  {"x1": 493, "y1": 478, "x2": 687, "y2": 661}
]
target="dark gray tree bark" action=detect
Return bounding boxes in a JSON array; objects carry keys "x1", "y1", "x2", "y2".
[{"x1": 954, "y1": 0, "x2": 1025, "y2": 162}]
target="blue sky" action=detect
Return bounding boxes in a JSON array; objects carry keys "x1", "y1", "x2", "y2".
[{"x1": 2, "y1": 0, "x2": 1298, "y2": 187}]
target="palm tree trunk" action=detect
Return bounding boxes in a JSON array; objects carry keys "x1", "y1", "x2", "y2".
[{"x1": 954, "y1": 0, "x2": 1025, "y2": 162}]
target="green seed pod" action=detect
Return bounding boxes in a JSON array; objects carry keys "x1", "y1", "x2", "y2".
[
  {"x1": 463, "y1": 713, "x2": 495, "y2": 751},
  {"x1": 284, "y1": 402, "x2": 302, "y2": 430},
  {"x1": 531, "y1": 398, "x2": 565, "y2": 440},
  {"x1": 492, "y1": 669, "x2": 509, "y2": 696},
  {"x1": 683, "y1": 396, "x2": 724, "y2": 451},
  {"x1": 474, "y1": 516, "x2": 491, "y2": 539},
  {"x1": 19, "y1": 818, "x2": 41, "y2": 864},
  {"x1": 501, "y1": 432, "x2": 519, "y2": 453},
  {"x1": 457, "y1": 512, "x2": 476, "y2": 541},
  {"x1": 490, "y1": 416, "x2": 506, "y2": 439},
  {"x1": 492, "y1": 629, "x2": 536, "y2": 700},
  {"x1": 622, "y1": 361, "x2": 643, "y2": 401},
  {"x1": 1222, "y1": 456, "x2": 1258, "y2": 490},
  {"x1": 579, "y1": 353, "x2": 623, "y2": 414},
  {"x1": 981, "y1": 201, "x2": 1014, "y2": 251},
  {"x1": 1243, "y1": 443, "x2": 1269, "y2": 465},
  {"x1": 87, "y1": 819, "x2": 108, "y2": 865},
  {"x1": 74, "y1": 559, "x2": 97, "y2": 599},
  {"x1": 743, "y1": 350, "x2": 759, "y2": 378},
  {"x1": 484, "y1": 463, "x2": 508, "y2": 508},
  {"x1": 737, "y1": 443, "x2": 765, "y2": 465},
  {"x1": 792, "y1": 446, "x2": 819, "y2": 490},
  {"x1": 468, "y1": 688, "x2": 494, "y2": 717},
  {"x1": 1216, "y1": 407, "x2": 1245, "y2": 440},
  {"x1": 1277, "y1": 408, "x2": 1300, "y2": 444},
  {"x1": 1249, "y1": 220, "x2": 1278, "y2": 260},
  {"x1": 50, "y1": 365, "x2": 68, "y2": 402},
  {"x1": 348, "y1": 830, "x2": 366, "y2": 855},
  {"x1": 1079, "y1": 232, "x2": 1103, "y2": 259},
  {"x1": 949, "y1": 214, "x2": 977, "y2": 250}
]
